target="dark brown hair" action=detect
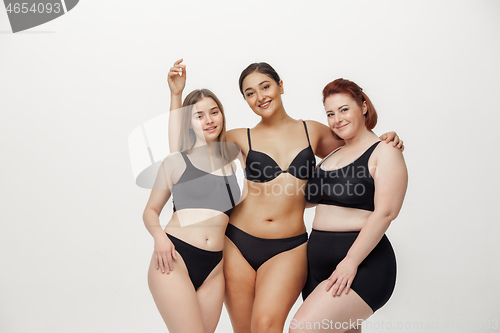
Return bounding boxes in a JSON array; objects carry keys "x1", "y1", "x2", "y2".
[{"x1": 238, "y1": 62, "x2": 281, "y2": 96}]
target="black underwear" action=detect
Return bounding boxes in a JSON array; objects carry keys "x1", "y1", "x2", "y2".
[
  {"x1": 166, "y1": 233, "x2": 223, "y2": 290},
  {"x1": 302, "y1": 230, "x2": 396, "y2": 312},
  {"x1": 225, "y1": 223, "x2": 308, "y2": 271}
]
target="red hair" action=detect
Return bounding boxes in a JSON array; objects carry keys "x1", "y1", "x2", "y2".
[{"x1": 322, "y1": 78, "x2": 378, "y2": 132}]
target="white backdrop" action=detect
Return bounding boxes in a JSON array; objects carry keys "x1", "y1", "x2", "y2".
[{"x1": 1, "y1": 1, "x2": 499, "y2": 332}]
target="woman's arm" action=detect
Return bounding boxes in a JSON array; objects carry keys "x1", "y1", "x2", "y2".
[
  {"x1": 306, "y1": 120, "x2": 345, "y2": 159},
  {"x1": 307, "y1": 120, "x2": 405, "y2": 159},
  {"x1": 326, "y1": 143, "x2": 408, "y2": 296},
  {"x1": 142, "y1": 160, "x2": 178, "y2": 274},
  {"x1": 168, "y1": 59, "x2": 186, "y2": 152}
]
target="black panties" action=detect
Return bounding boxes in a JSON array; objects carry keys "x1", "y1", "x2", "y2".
[
  {"x1": 166, "y1": 233, "x2": 223, "y2": 290},
  {"x1": 225, "y1": 223, "x2": 308, "y2": 270}
]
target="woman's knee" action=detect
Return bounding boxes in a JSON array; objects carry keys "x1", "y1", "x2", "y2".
[{"x1": 251, "y1": 313, "x2": 283, "y2": 333}]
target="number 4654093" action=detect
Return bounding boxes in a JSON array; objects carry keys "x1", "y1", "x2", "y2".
[{"x1": 6, "y1": 2, "x2": 61, "y2": 14}]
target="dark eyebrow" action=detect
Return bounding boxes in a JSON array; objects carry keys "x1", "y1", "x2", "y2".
[
  {"x1": 244, "y1": 80, "x2": 271, "y2": 93},
  {"x1": 338, "y1": 104, "x2": 348, "y2": 110}
]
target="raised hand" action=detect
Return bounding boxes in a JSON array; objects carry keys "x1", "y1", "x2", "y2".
[{"x1": 167, "y1": 58, "x2": 186, "y2": 96}]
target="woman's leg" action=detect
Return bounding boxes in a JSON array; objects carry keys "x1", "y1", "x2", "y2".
[
  {"x1": 251, "y1": 242, "x2": 308, "y2": 333},
  {"x1": 224, "y1": 236, "x2": 257, "y2": 333},
  {"x1": 197, "y1": 260, "x2": 225, "y2": 333},
  {"x1": 289, "y1": 280, "x2": 372, "y2": 333},
  {"x1": 147, "y1": 252, "x2": 205, "y2": 333}
]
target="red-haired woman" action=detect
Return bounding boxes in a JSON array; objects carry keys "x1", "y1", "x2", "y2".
[{"x1": 289, "y1": 79, "x2": 408, "y2": 333}]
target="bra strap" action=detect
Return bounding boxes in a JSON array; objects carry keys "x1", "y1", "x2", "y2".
[
  {"x1": 221, "y1": 162, "x2": 236, "y2": 208},
  {"x1": 247, "y1": 128, "x2": 252, "y2": 150},
  {"x1": 180, "y1": 151, "x2": 193, "y2": 167},
  {"x1": 357, "y1": 141, "x2": 381, "y2": 165},
  {"x1": 302, "y1": 121, "x2": 311, "y2": 145}
]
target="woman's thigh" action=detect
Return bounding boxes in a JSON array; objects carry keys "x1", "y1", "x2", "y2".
[
  {"x1": 251, "y1": 242, "x2": 308, "y2": 333},
  {"x1": 224, "y1": 236, "x2": 257, "y2": 333},
  {"x1": 290, "y1": 280, "x2": 372, "y2": 333},
  {"x1": 147, "y1": 252, "x2": 205, "y2": 333},
  {"x1": 197, "y1": 260, "x2": 225, "y2": 333}
]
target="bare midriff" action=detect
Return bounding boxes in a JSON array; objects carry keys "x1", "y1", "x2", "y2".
[
  {"x1": 312, "y1": 204, "x2": 372, "y2": 231},
  {"x1": 229, "y1": 173, "x2": 308, "y2": 239},
  {"x1": 164, "y1": 211, "x2": 229, "y2": 251}
]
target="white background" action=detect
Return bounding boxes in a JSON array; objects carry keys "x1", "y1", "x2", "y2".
[{"x1": 1, "y1": 1, "x2": 499, "y2": 332}]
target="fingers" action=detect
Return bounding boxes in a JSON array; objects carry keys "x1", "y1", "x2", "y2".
[
  {"x1": 167, "y1": 69, "x2": 177, "y2": 81},
  {"x1": 162, "y1": 253, "x2": 171, "y2": 274},
  {"x1": 174, "y1": 58, "x2": 183, "y2": 65},
  {"x1": 326, "y1": 273, "x2": 353, "y2": 296},
  {"x1": 330, "y1": 277, "x2": 348, "y2": 296},
  {"x1": 336, "y1": 277, "x2": 347, "y2": 296},
  {"x1": 169, "y1": 66, "x2": 184, "y2": 76},
  {"x1": 397, "y1": 140, "x2": 404, "y2": 151},
  {"x1": 325, "y1": 276, "x2": 335, "y2": 292},
  {"x1": 381, "y1": 131, "x2": 396, "y2": 143},
  {"x1": 155, "y1": 248, "x2": 176, "y2": 274},
  {"x1": 170, "y1": 61, "x2": 186, "y2": 76},
  {"x1": 392, "y1": 134, "x2": 400, "y2": 147},
  {"x1": 345, "y1": 279, "x2": 352, "y2": 295},
  {"x1": 165, "y1": 248, "x2": 175, "y2": 273},
  {"x1": 157, "y1": 254, "x2": 166, "y2": 274},
  {"x1": 172, "y1": 248, "x2": 177, "y2": 260}
]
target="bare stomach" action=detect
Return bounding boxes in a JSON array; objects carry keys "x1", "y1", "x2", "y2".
[
  {"x1": 229, "y1": 177, "x2": 308, "y2": 238},
  {"x1": 164, "y1": 210, "x2": 229, "y2": 251},
  {"x1": 312, "y1": 204, "x2": 372, "y2": 231}
]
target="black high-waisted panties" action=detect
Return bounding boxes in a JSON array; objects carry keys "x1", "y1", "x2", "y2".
[
  {"x1": 225, "y1": 223, "x2": 308, "y2": 271},
  {"x1": 166, "y1": 233, "x2": 223, "y2": 290},
  {"x1": 302, "y1": 230, "x2": 396, "y2": 312}
]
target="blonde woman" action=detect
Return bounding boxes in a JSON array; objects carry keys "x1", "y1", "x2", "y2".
[{"x1": 143, "y1": 62, "x2": 241, "y2": 333}]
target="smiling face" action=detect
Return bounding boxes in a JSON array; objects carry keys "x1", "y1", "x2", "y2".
[
  {"x1": 241, "y1": 71, "x2": 284, "y2": 117},
  {"x1": 190, "y1": 97, "x2": 224, "y2": 143},
  {"x1": 325, "y1": 93, "x2": 368, "y2": 140}
]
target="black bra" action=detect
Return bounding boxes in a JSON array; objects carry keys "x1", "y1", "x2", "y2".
[
  {"x1": 305, "y1": 141, "x2": 381, "y2": 211},
  {"x1": 172, "y1": 152, "x2": 240, "y2": 217},
  {"x1": 244, "y1": 121, "x2": 316, "y2": 183}
]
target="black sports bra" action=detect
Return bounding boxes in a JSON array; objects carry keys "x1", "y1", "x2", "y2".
[
  {"x1": 244, "y1": 121, "x2": 316, "y2": 183},
  {"x1": 172, "y1": 152, "x2": 240, "y2": 217},
  {"x1": 305, "y1": 141, "x2": 381, "y2": 211}
]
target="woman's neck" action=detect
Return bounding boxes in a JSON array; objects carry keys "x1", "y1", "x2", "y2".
[
  {"x1": 343, "y1": 129, "x2": 377, "y2": 147},
  {"x1": 258, "y1": 106, "x2": 293, "y2": 128}
]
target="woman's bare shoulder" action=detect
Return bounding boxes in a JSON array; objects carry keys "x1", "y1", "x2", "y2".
[{"x1": 226, "y1": 128, "x2": 247, "y2": 146}]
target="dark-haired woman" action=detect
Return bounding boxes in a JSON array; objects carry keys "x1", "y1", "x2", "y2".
[
  {"x1": 289, "y1": 79, "x2": 408, "y2": 333},
  {"x1": 143, "y1": 61, "x2": 241, "y2": 333},
  {"x1": 222, "y1": 64, "x2": 404, "y2": 333}
]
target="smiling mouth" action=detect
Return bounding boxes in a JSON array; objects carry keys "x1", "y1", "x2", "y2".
[
  {"x1": 205, "y1": 126, "x2": 217, "y2": 132},
  {"x1": 336, "y1": 124, "x2": 348, "y2": 130},
  {"x1": 258, "y1": 101, "x2": 271, "y2": 108}
]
